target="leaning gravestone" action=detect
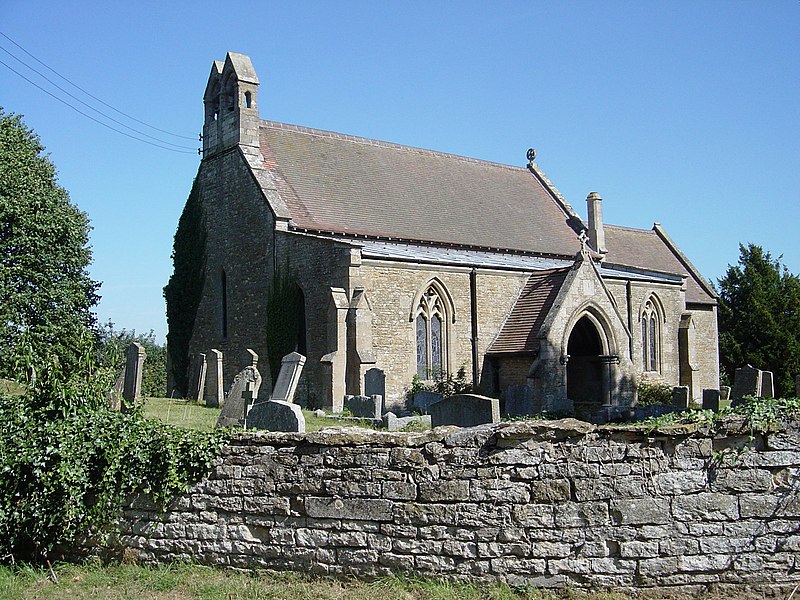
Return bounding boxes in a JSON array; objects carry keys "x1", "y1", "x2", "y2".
[
  {"x1": 122, "y1": 342, "x2": 146, "y2": 412},
  {"x1": 760, "y1": 370, "x2": 775, "y2": 399},
  {"x1": 107, "y1": 365, "x2": 126, "y2": 411},
  {"x1": 188, "y1": 353, "x2": 206, "y2": 403},
  {"x1": 345, "y1": 394, "x2": 383, "y2": 419},
  {"x1": 412, "y1": 390, "x2": 443, "y2": 414},
  {"x1": 732, "y1": 364, "x2": 762, "y2": 401},
  {"x1": 504, "y1": 384, "x2": 534, "y2": 417},
  {"x1": 271, "y1": 352, "x2": 306, "y2": 402},
  {"x1": 364, "y1": 367, "x2": 386, "y2": 399},
  {"x1": 242, "y1": 348, "x2": 258, "y2": 370},
  {"x1": 205, "y1": 349, "x2": 224, "y2": 408},
  {"x1": 217, "y1": 366, "x2": 262, "y2": 428},
  {"x1": 720, "y1": 386, "x2": 731, "y2": 402},
  {"x1": 246, "y1": 399, "x2": 305, "y2": 432},
  {"x1": 430, "y1": 394, "x2": 500, "y2": 428}
]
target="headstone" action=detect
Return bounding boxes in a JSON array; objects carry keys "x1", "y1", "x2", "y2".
[
  {"x1": 720, "y1": 386, "x2": 731, "y2": 402},
  {"x1": 364, "y1": 367, "x2": 386, "y2": 399},
  {"x1": 503, "y1": 384, "x2": 534, "y2": 417},
  {"x1": 217, "y1": 366, "x2": 262, "y2": 428},
  {"x1": 760, "y1": 370, "x2": 774, "y2": 399},
  {"x1": 732, "y1": 364, "x2": 761, "y2": 401},
  {"x1": 271, "y1": 352, "x2": 306, "y2": 402},
  {"x1": 188, "y1": 353, "x2": 206, "y2": 403},
  {"x1": 242, "y1": 348, "x2": 258, "y2": 370},
  {"x1": 345, "y1": 394, "x2": 383, "y2": 419},
  {"x1": 383, "y1": 411, "x2": 432, "y2": 432},
  {"x1": 205, "y1": 349, "x2": 224, "y2": 408},
  {"x1": 107, "y1": 365, "x2": 126, "y2": 411},
  {"x1": 430, "y1": 394, "x2": 500, "y2": 428},
  {"x1": 412, "y1": 390, "x2": 444, "y2": 414},
  {"x1": 702, "y1": 389, "x2": 721, "y2": 412},
  {"x1": 247, "y1": 400, "x2": 305, "y2": 432},
  {"x1": 796, "y1": 375, "x2": 800, "y2": 398},
  {"x1": 122, "y1": 342, "x2": 146, "y2": 411},
  {"x1": 671, "y1": 386, "x2": 689, "y2": 410}
]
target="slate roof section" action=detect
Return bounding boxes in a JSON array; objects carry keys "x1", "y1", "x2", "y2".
[
  {"x1": 487, "y1": 268, "x2": 571, "y2": 355},
  {"x1": 603, "y1": 225, "x2": 716, "y2": 305},
  {"x1": 259, "y1": 120, "x2": 580, "y2": 257}
]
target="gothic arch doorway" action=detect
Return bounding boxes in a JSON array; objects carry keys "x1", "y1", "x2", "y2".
[{"x1": 566, "y1": 315, "x2": 605, "y2": 420}]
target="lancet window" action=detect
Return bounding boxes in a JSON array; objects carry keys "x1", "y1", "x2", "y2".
[
  {"x1": 641, "y1": 296, "x2": 662, "y2": 372},
  {"x1": 415, "y1": 283, "x2": 449, "y2": 379}
]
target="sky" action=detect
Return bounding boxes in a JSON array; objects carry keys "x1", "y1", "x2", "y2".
[{"x1": 2, "y1": 1, "x2": 798, "y2": 343}]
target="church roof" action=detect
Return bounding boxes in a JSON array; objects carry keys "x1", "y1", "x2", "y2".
[
  {"x1": 259, "y1": 121, "x2": 581, "y2": 257},
  {"x1": 487, "y1": 268, "x2": 571, "y2": 355},
  {"x1": 603, "y1": 225, "x2": 716, "y2": 305}
]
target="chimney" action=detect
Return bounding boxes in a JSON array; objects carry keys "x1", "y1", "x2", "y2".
[{"x1": 586, "y1": 192, "x2": 607, "y2": 255}]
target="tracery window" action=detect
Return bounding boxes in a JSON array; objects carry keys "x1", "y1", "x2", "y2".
[
  {"x1": 415, "y1": 284, "x2": 448, "y2": 379},
  {"x1": 641, "y1": 297, "x2": 661, "y2": 372}
]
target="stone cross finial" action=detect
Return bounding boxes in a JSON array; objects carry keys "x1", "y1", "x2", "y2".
[{"x1": 578, "y1": 230, "x2": 589, "y2": 253}]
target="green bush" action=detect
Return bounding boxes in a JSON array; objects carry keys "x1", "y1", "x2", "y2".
[
  {"x1": 97, "y1": 323, "x2": 167, "y2": 398},
  {"x1": 636, "y1": 380, "x2": 672, "y2": 406}
]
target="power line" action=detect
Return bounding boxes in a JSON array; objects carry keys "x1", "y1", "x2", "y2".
[
  {"x1": 0, "y1": 59, "x2": 197, "y2": 154},
  {"x1": 0, "y1": 30, "x2": 196, "y2": 142},
  {"x1": 0, "y1": 46, "x2": 197, "y2": 151}
]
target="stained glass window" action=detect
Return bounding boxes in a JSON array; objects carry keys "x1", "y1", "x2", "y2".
[
  {"x1": 431, "y1": 314, "x2": 442, "y2": 375},
  {"x1": 641, "y1": 297, "x2": 661, "y2": 373},
  {"x1": 414, "y1": 283, "x2": 450, "y2": 380},
  {"x1": 416, "y1": 314, "x2": 427, "y2": 379}
]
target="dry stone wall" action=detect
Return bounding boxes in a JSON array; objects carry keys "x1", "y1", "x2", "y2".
[{"x1": 121, "y1": 419, "x2": 800, "y2": 592}]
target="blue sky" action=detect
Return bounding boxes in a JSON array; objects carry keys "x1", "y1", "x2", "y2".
[{"x1": 2, "y1": 1, "x2": 798, "y2": 343}]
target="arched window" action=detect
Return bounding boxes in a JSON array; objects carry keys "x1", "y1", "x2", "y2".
[
  {"x1": 244, "y1": 91, "x2": 252, "y2": 109},
  {"x1": 641, "y1": 296, "x2": 662, "y2": 372},
  {"x1": 415, "y1": 283, "x2": 449, "y2": 379}
]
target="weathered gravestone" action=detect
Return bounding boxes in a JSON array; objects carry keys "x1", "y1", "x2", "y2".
[
  {"x1": 430, "y1": 394, "x2": 500, "y2": 428},
  {"x1": 344, "y1": 394, "x2": 383, "y2": 419},
  {"x1": 383, "y1": 411, "x2": 432, "y2": 432},
  {"x1": 205, "y1": 349, "x2": 224, "y2": 408},
  {"x1": 672, "y1": 386, "x2": 690, "y2": 410},
  {"x1": 702, "y1": 389, "x2": 723, "y2": 411},
  {"x1": 720, "y1": 386, "x2": 731, "y2": 402},
  {"x1": 122, "y1": 342, "x2": 146, "y2": 411},
  {"x1": 504, "y1": 384, "x2": 535, "y2": 417},
  {"x1": 217, "y1": 366, "x2": 262, "y2": 428},
  {"x1": 271, "y1": 352, "x2": 306, "y2": 402},
  {"x1": 246, "y1": 400, "x2": 305, "y2": 432},
  {"x1": 364, "y1": 367, "x2": 386, "y2": 399},
  {"x1": 732, "y1": 364, "x2": 762, "y2": 401},
  {"x1": 188, "y1": 353, "x2": 206, "y2": 403},
  {"x1": 760, "y1": 370, "x2": 774, "y2": 399},
  {"x1": 107, "y1": 365, "x2": 126, "y2": 411},
  {"x1": 242, "y1": 348, "x2": 258, "y2": 370},
  {"x1": 412, "y1": 390, "x2": 443, "y2": 414}
]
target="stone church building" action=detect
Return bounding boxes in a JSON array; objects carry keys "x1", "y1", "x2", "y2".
[{"x1": 170, "y1": 52, "x2": 719, "y2": 421}]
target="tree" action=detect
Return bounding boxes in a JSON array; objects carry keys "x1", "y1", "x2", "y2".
[
  {"x1": 717, "y1": 243, "x2": 800, "y2": 398},
  {"x1": 0, "y1": 109, "x2": 100, "y2": 378},
  {"x1": 97, "y1": 322, "x2": 168, "y2": 398}
]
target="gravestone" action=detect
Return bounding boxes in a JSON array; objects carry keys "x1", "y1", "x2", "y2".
[
  {"x1": 504, "y1": 384, "x2": 534, "y2": 417},
  {"x1": 217, "y1": 366, "x2": 262, "y2": 428},
  {"x1": 720, "y1": 386, "x2": 731, "y2": 402},
  {"x1": 122, "y1": 342, "x2": 146, "y2": 411},
  {"x1": 247, "y1": 400, "x2": 305, "y2": 432},
  {"x1": 412, "y1": 390, "x2": 443, "y2": 414},
  {"x1": 430, "y1": 394, "x2": 500, "y2": 428},
  {"x1": 796, "y1": 375, "x2": 800, "y2": 398},
  {"x1": 345, "y1": 394, "x2": 383, "y2": 419},
  {"x1": 271, "y1": 352, "x2": 306, "y2": 402},
  {"x1": 672, "y1": 386, "x2": 690, "y2": 410},
  {"x1": 107, "y1": 365, "x2": 126, "y2": 411},
  {"x1": 732, "y1": 364, "x2": 762, "y2": 401},
  {"x1": 760, "y1": 370, "x2": 774, "y2": 399},
  {"x1": 702, "y1": 389, "x2": 721, "y2": 411},
  {"x1": 364, "y1": 367, "x2": 386, "y2": 399},
  {"x1": 205, "y1": 349, "x2": 224, "y2": 408},
  {"x1": 383, "y1": 412, "x2": 432, "y2": 432},
  {"x1": 188, "y1": 353, "x2": 206, "y2": 403},
  {"x1": 242, "y1": 348, "x2": 258, "y2": 370}
]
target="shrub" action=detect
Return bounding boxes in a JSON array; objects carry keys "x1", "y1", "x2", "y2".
[{"x1": 636, "y1": 380, "x2": 672, "y2": 406}]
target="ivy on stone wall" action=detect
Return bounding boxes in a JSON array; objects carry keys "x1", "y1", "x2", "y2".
[
  {"x1": 265, "y1": 263, "x2": 302, "y2": 384},
  {"x1": 164, "y1": 179, "x2": 207, "y2": 397}
]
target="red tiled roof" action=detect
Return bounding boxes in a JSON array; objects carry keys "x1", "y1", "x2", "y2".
[
  {"x1": 258, "y1": 121, "x2": 580, "y2": 257},
  {"x1": 603, "y1": 225, "x2": 715, "y2": 304},
  {"x1": 488, "y1": 268, "x2": 571, "y2": 354}
]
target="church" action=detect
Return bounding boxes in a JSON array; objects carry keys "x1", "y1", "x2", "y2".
[{"x1": 167, "y1": 52, "x2": 719, "y2": 422}]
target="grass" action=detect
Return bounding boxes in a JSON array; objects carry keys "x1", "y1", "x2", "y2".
[
  {"x1": 142, "y1": 397, "x2": 221, "y2": 431},
  {"x1": 0, "y1": 562, "x2": 637, "y2": 600}
]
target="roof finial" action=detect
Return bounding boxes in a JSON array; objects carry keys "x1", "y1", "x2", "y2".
[{"x1": 526, "y1": 148, "x2": 537, "y2": 164}]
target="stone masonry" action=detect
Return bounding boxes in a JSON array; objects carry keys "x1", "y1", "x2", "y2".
[{"x1": 121, "y1": 419, "x2": 800, "y2": 592}]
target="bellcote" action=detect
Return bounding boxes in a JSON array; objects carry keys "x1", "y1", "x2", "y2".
[{"x1": 202, "y1": 52, "x2": 260, "y2": 156}]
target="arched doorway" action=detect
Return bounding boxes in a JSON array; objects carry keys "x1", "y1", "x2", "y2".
[{"x1": 567, "y1": 315, "x2": 604, "y2": 419}]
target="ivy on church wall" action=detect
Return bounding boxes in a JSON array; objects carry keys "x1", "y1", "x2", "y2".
[
  {"x1": 164, "y1": 179, "x2": 207, "y2": 397},
  {"x1": 265, "y1": 262, "x2": 303, "y2": 385}
]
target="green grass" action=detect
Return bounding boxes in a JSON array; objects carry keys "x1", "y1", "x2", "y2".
[
  {"x1": 0, "y1": 562, "x2": 636, "y2": 600},
  {"x1": 142, "y1": 397, "x2": 221, "y2": 431}
]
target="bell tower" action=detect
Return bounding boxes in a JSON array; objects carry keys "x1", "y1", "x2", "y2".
[{"x1": 202, "y1": 52, "x2": 260, "y2": 157}]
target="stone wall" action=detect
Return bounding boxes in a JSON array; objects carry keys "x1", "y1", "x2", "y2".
[{"x1": 121, "y1": 419, "x2": 800, "y2": 592}]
